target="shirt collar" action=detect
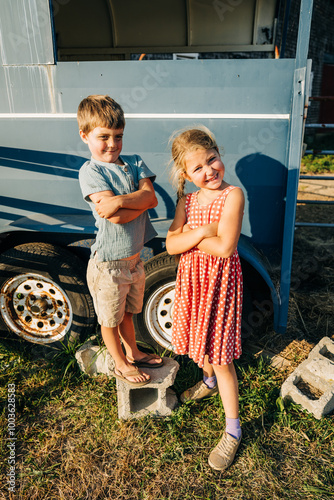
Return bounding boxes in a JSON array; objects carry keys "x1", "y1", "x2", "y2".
[{"x1": 90, "y1": 155, "x2": 126, "y2": 168}]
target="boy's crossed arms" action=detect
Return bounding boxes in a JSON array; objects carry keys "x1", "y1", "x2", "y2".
[{"x1": 90, "y1": 178, "x2": 157, "y2": 224}]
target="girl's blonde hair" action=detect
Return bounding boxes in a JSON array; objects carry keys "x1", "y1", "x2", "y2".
[{"x1": 170, "y1": 125, "x2": 220, "y2": 200}]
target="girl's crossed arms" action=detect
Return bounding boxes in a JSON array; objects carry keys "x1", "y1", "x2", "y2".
[{"x1": 166, "y1": 183, "x2": 244, "y2": 258}]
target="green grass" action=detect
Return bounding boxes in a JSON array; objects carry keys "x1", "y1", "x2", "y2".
[
  {"x1": 1, "y1": 219, "x2": 334, "y2": 500},
  {"x1": 301, "y1": 154, "x2": 334, "y2": 174},
  {"x1": 1, "y1": 337, "x2": 333, "y2": 500}
]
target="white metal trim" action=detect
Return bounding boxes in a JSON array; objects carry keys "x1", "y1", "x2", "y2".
[{"x1": 0, "y1": 113, "x2": 290, "y2": 119}]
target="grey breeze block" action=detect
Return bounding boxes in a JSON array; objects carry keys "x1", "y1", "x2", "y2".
[
  {"x1": 75, "y1": 339, "x2": 180, "y2": 420},
  {"x1": 280, "y1": 336, "x2": 334, "y2": 419}
]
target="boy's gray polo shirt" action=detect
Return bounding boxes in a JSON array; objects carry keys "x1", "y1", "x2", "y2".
[{"x1": 79, "y1": 154, "x2": 157, "y2": 261}]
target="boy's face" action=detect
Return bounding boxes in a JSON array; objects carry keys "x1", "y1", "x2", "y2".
[{"x1": 80, "y1": 127, "x2": 124, "y2": 164}]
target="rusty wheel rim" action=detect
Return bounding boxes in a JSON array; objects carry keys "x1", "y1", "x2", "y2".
[{"x1": 0, "y1": 273, "x2": 73, "y2": 344}]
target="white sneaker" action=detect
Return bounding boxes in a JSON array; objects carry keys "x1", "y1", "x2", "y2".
[
  {"x1": 208, "y1": 431, "x2": 242, "y2": 471},
  {"x1": 180, "y1": 381, "x2": 218, "y2": 403}
]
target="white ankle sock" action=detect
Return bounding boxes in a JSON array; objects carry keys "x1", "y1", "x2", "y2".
[
  {"x1": 203, "y1": 375, "x2": 217, "y2": 389},
  {"x1": 225, "y1": 417, "x2": 242, "y2": 440}
]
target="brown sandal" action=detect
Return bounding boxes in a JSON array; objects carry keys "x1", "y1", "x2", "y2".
[
  {"x1": 127, "y1": 353, "x2": 163, "y2": 369},
  {"x1": 112, "y1": 367, "x2": 151, "y2": 386}
]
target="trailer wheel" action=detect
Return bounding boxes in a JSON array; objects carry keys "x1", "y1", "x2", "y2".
[
  {"x1": 0, "y1": 243, "x2": 96, "y2": 351},
  {"x1": 134, "y1": 252, "x2": 177, "y2": 354}
]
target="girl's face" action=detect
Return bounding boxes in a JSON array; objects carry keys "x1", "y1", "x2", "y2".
[{"x1": 183, "y1": 148, "x2": 225, "y2": 190}]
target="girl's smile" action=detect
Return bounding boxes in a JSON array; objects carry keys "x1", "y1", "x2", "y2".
[{"x1": 183, "y1": 148, "x2": 226, "y2": 192}]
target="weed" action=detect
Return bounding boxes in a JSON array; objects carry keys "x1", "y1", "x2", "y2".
[{"x1": 301, "y1": 154, "x2": 334, "y2": 174}]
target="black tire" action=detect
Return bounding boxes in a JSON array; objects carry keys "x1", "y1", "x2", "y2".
[
  {"x1": 0, "y1": 242, "x2": 96, "y2": 351},
  {"x1": 134, "y1": 252, "x2": 177, "y2": 354}
]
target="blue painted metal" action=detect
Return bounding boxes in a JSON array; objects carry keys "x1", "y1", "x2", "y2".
[
  {"x1": 0, "y1": 59, "x2": 295, "y2": 114},
  {"x1": 0, "y1": 0, "x2": 315, "y2": 334},
  {"x1": 295, "y1": 222, "x2": 334, "y2": 228},
  {"x1": 278, "y1": 0, "x2": 314, "y2": 332},
  {"x1": 0, "y1": 60, "x2": 295, "y2": 250},
  {"x1": 305, "y1": 151, "x2": 334, "y2": 154},
  {"x1": 305, "y1": 124, "x2": 334, "y2": 128},
  {"x1": 300, "y1": 175, "x2": 334, "y2": 180},
  {"x1": 295, "y1": 0, "x2": 314, "y2": 70},
  {"x1": 297, "y1": 200, "x2": 334, "y2": 205},
  {"x1": 278, "y1": 68, "x2": 307, "y2": 332}
]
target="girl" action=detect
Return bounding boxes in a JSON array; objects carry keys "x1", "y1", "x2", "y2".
[{"x1": 166, "y1": 127, "x2": 244, "y2": 471}]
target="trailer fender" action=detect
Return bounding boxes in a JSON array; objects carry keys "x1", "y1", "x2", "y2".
[{"x1": 237, "y1": 235, "x2": 280, "y2": 333}]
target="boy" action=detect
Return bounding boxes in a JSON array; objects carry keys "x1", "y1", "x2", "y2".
[{"x1": 78, "y1": 95, "x2": 162, "y2": 386}]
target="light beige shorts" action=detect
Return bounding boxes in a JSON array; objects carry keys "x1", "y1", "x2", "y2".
[{"x1": 87, "y1": 254, "x2": 145, "y2": 328}]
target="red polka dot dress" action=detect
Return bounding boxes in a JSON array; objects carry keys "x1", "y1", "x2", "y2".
[{"x1": 172, "y1": 186, "x2": 243, "y2": 368}]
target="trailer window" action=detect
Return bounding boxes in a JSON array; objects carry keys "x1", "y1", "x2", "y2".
[{"x1": 52, "y1": 0, "x2": 278, "y2": 61}]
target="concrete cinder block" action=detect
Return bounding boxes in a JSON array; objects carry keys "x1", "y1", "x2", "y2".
[
  {"x1": 75, "y1": 339, "x2": 180, "y2": 420},
  {"x1": 281, "y1": 336, "x2": 334, "y2": 419},
  {"x1": 75, "y1": 338, "x2": 115, "y2": 376},
  {"x1": 116, "y1": 357, "x2": 180, "y2": 420}
]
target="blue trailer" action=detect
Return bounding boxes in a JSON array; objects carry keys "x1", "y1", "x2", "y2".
[{"x1": 0, "y1": 0, "x2": 313, "y2": 352}]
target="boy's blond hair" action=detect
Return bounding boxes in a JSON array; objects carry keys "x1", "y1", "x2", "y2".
[
  {"x1": 170, "y1": 126, "x2": 220, "y2": 200},
  {"x1": 77, "y1": 95, "x2": 125, "y2": 134}
]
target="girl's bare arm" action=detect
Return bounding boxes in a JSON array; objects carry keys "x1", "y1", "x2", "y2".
[
  {"x1": 197, "y1": 188, "x2": 244, "y2": 258},
  {"x1": 166, "y1": 197, "x2": 217, "y2": 255}
]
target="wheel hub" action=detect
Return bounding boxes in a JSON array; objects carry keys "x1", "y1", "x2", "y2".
[
  {"x1": 144, "y1": 281, "x2": 175, "y2": 350},
  {"x1": 0, "y1": 273, "x2": 73, "y2": 344},
  {"x1": 30, "y1": 298, "x2": 49, "y2": 314}
]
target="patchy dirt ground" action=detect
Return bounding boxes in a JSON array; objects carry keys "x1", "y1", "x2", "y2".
[
  {"x1": 246, "y1": 175, "x2": 334, "y2": 373},
  {"x1": 296, "y1": 172, "x2": 334, "y2": 225}
]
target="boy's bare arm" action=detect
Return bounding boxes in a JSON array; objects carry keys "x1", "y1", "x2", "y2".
[
  {"x1": 89, "y1": 179, "x2": 157, "y2": 224},
  {"x1": 94, "y1": 178, "x2": 157, "y2": 219},
  {"x1": 89, "y1": 192, "x2": 148, "y2": 223},
  {"x1": 106, "y1": 207, "x2": 148, "y2": 224}
]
